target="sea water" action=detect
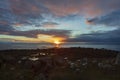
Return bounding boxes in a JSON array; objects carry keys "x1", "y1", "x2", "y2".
[{"x1": 0, "y1": 42, "x2": 120, "y2": 51}]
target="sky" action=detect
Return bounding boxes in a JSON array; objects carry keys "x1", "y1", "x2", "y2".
[{"x1": 0, "y1": 0, "x2": 120, "y2": 45}]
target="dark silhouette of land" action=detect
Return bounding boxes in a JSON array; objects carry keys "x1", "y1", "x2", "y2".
[{"x1": 0, "y1": 47, "x2": 120, "y2": 80}]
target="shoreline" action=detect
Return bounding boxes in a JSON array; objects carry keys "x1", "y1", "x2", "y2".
[{"x1": 0, "y1": 47, "x2": 119, "y2": 52}]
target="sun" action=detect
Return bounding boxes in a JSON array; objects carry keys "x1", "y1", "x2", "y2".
[{"x1": 54, "y1": 40, "x2": 60, "y2": 45}]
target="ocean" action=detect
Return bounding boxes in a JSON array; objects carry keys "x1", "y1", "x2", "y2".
[{"x1": 0, "y1": 42, "x2": 120, "y2": 51}]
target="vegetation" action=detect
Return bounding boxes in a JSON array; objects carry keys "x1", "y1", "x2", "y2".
[{"x1": 0, "y1": 47, "x2": 119, "y2": 80}]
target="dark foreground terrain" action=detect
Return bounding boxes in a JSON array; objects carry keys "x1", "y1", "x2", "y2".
[{"x1": 0, "y1": 47, "x2": 120, "y2": 80}]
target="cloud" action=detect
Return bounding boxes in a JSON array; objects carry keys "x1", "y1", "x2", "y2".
[
  {"x1": 87, "y1": 10, "x2": 120, "y2": 27},
  {"x1": 0, "y1": 24, "x2": 14, "y2": 32},
  {"x1": 0, "y1": 0, "x2": 120, "y2": 44},
  {"x1": 0, "y1": 0, "x2": 45, "y2": 27},
  {"x1": 0, "y1": 27, "x2": 71, "y2": 38},
  {"x1": 41, "y1": 22, "x2": 59, "y2": 28},
  {"x1": 5, "y1": 0, "x2": 120, "y2": 18},
  {"x1": 40, "y1": 0, "x2": 120, "y2": 17},
  {"x1": 67, "y1": 28, "x2": 120, "y2": 43},
  {"x1": 1, "y1": 0, "x2": 120, "y2": 27},
  {"x1": 0, "y1": 8, "x2": 15, "y2": 24}
]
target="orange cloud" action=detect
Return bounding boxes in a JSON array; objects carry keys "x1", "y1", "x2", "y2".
[
  {"x1": 13, "y1": 23, "x2": 23, "y2": 27},
  {"x1": 42, "y1": 22, "x2": 58, "y2": 28},
  {"x1": 37, "y1": 34, "x2": 65, "y2": 43},
  {"x1": 41, "y1": 0, "x2": 117, "y2": 18}
]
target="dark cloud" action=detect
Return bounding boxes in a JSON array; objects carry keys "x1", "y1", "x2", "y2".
[
  {"x1": 0, "y1": 28, "x2": 71, "y2": 38},
  {"x1": 0, "y1": 0, "x2": 70, "y2": 39},
  {"x1": 0, "y1": 0, "x2": 120, "y2": 43},
  {"x1": 0, "y1": 0, "x2": 45, "y2": 27},
  {"x1": 0, "y1": 24, "x2": 14, "y2": 32},
  {"x1": 81, "y1": 10, "x2": 120, "y2": 43},
  {"x1": 17, "y1": 29, "x2": 71, "y2": 38},
  {"x1": 39, "y1": 0, "x2": 120, "y2": 17},
  {"x1": 87, "y1": 10, "x2": 120, "y2": 27},
  {"x1": 67, "y1": 28, "x2": 120, "y2": 43},
  {"x1": 0, "y1": 8, "x2": 15, "y2": 24},
  {"x1": 0, "y1": 0, "x2": 120, "y2": 27}
]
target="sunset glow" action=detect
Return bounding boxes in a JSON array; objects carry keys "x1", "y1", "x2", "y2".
[
  {"x1": 0, "y1": 1, "x2": 119, "y2": 79},
  {"x1": 54, "y1": 40, "x2": 61, "y2": 45},
  {"x1": 0, "y1": 0, "x2": 119, "y2": 50}
]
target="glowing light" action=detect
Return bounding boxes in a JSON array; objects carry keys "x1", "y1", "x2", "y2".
[{"x1": 54, "y1": 40, "x2": 60, "y2": 45}]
